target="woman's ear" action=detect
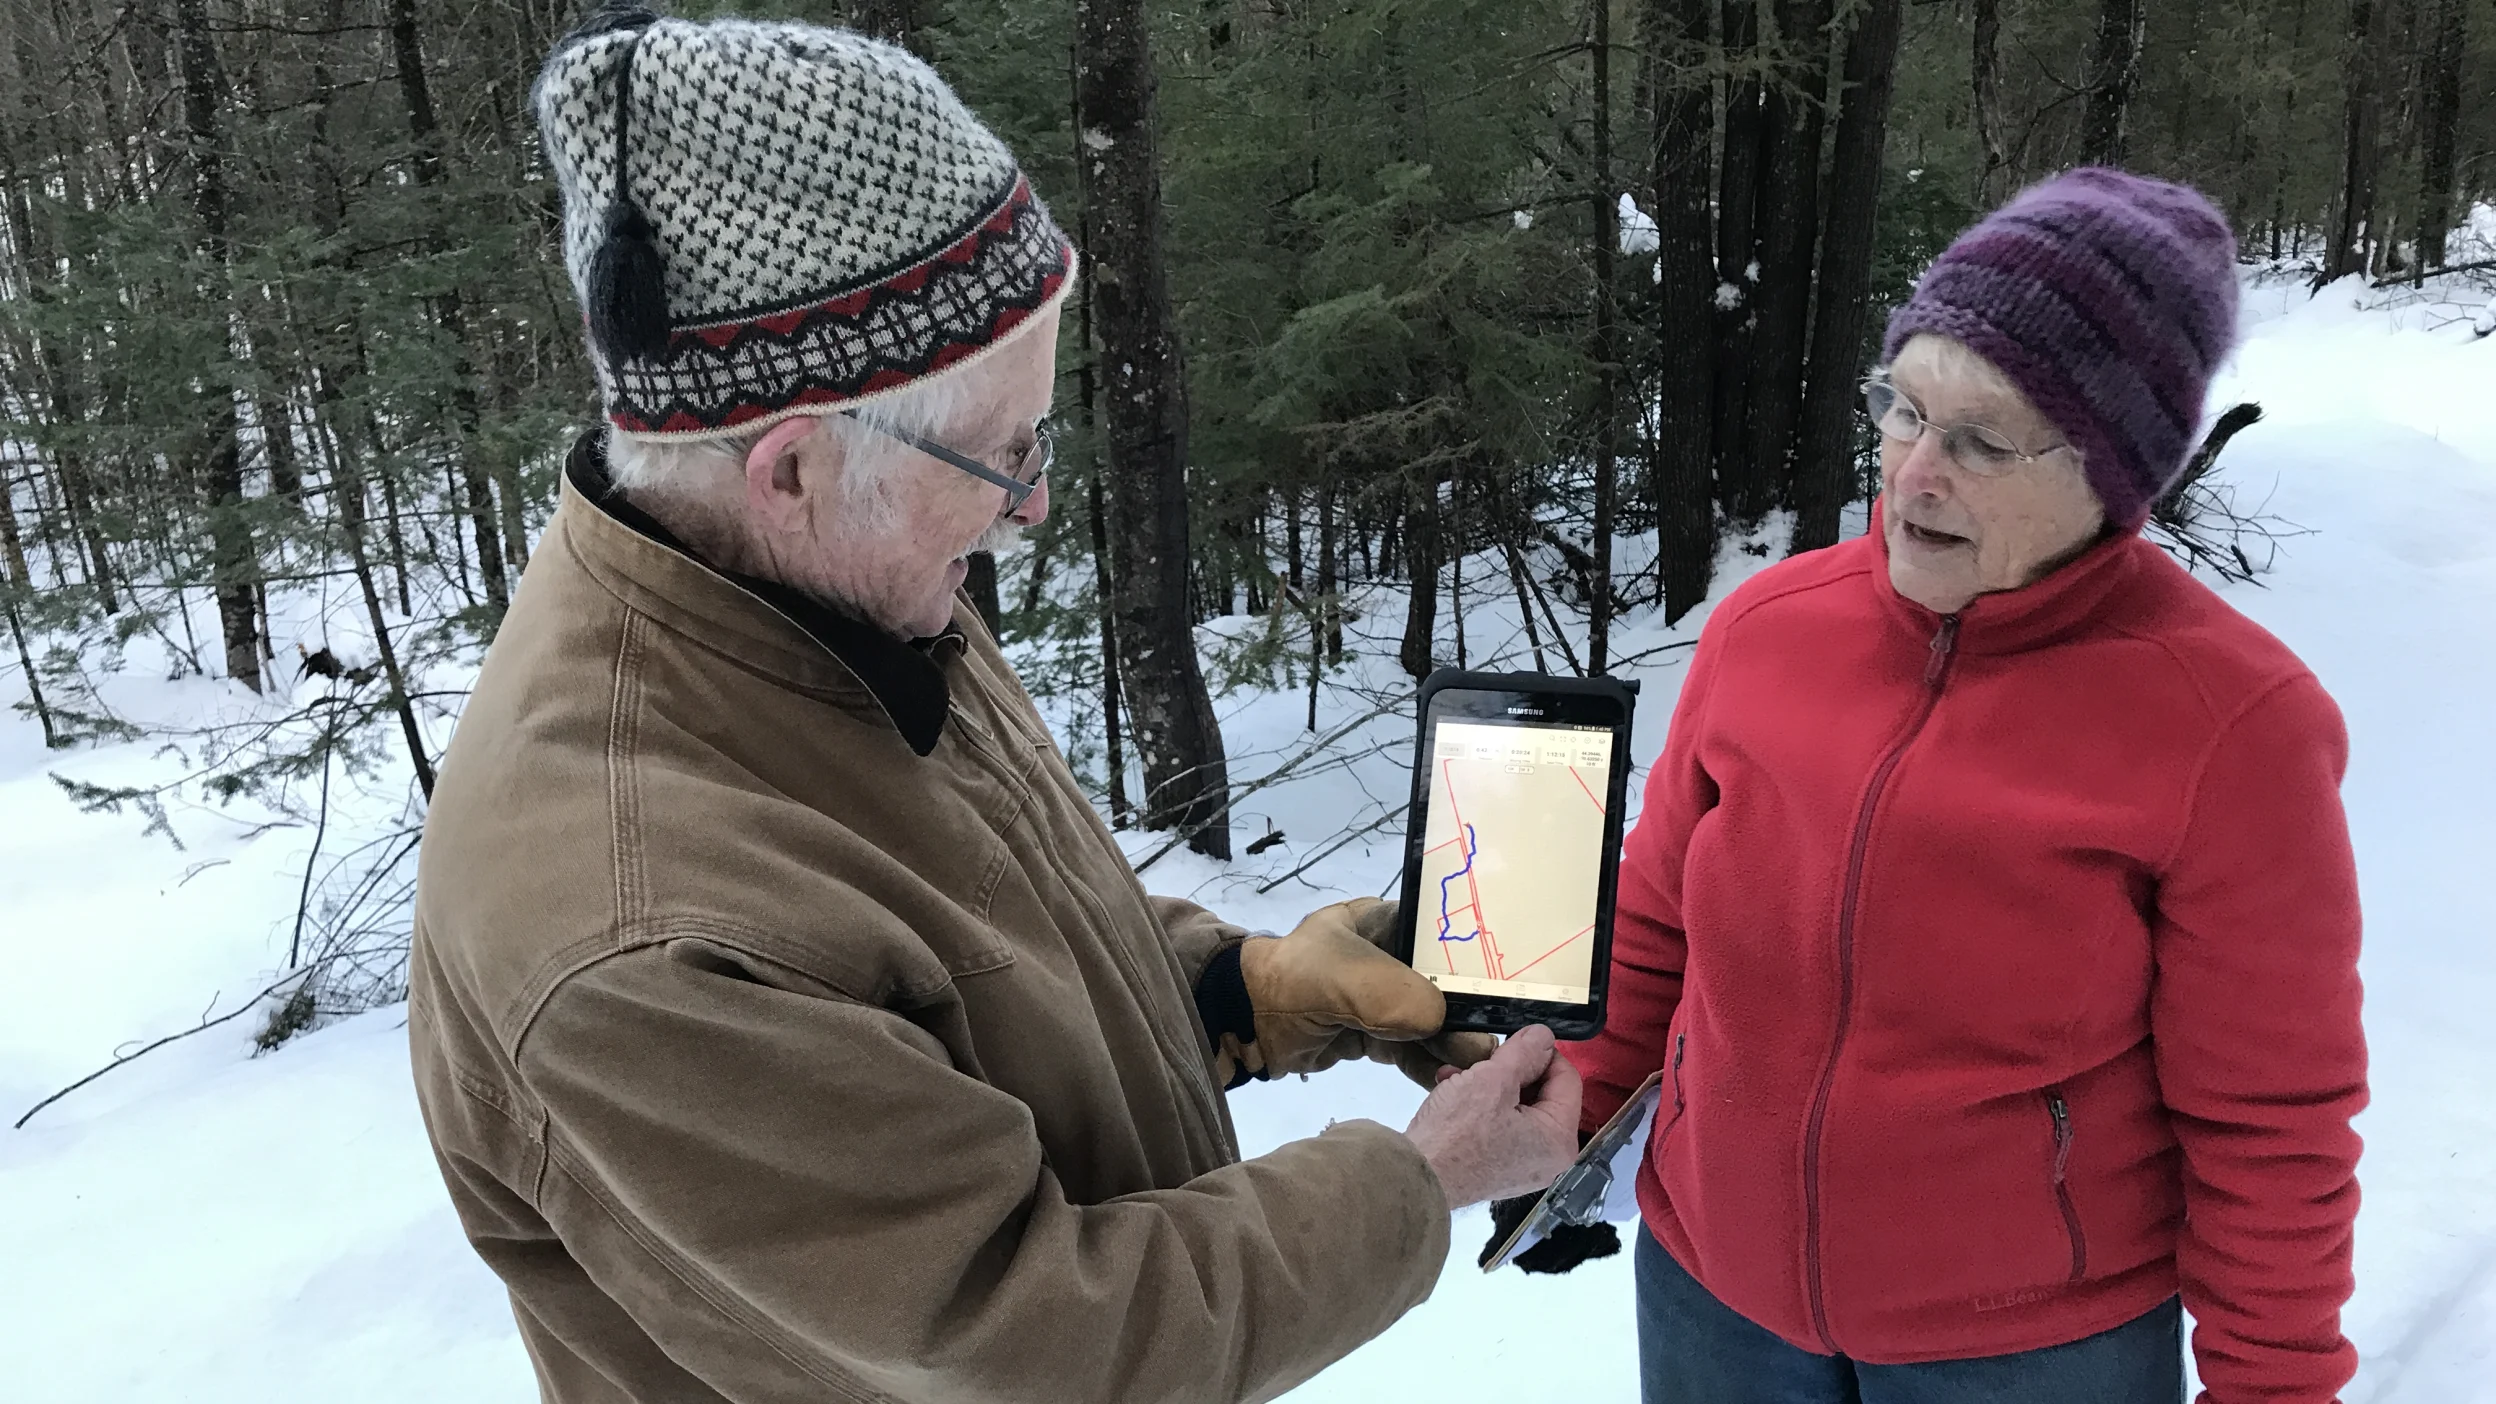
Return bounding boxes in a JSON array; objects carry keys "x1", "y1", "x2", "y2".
[{"x1": 742, "y1": 416, "x2": 825, "y2": 533}]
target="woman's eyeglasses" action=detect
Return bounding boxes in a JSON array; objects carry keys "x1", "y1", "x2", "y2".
[
  {"x1": 1862, "y1": 379, "x2": 2070, "y2": 478},
  {"x1": 840, "y1": 410, "x2": 1053, "y2": 512}
]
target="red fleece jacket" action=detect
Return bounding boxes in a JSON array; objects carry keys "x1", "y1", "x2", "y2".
[{"x1": 1566, "y1": 522, "x2": 2366, "y2": 1403}]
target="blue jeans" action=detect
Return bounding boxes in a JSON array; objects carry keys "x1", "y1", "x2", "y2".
[{"x1": 1635, "y1": 1228, "x2": 2185, "y2": 1404}]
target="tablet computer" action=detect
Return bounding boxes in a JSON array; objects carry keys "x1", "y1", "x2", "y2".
[{"x1": 1392, "y1": 670, "x2": 1637, "y2": 1039}]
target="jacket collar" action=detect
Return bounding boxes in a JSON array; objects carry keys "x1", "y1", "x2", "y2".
[
  {"x1": 559, "y1": 431, "x2": 961, "y2": 756},
  {"x1": 1864, "y1": 496, "x2": 2148, "y2": 657}
]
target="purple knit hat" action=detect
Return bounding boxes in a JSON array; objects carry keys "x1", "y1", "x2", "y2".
[{"x1": 1882, "y1": 167, "x2": 2240, "y2": 530}]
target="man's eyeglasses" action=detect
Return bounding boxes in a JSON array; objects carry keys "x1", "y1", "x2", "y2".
[
  {"x1": 840, "y1": 410, "x2": 1052, "y2": 512},
  {"x1": 1862, "y1": 378, "x2": 2071, "y2": 478}
]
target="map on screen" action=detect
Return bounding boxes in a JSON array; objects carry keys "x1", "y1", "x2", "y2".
[{"x1": 1411, "y1": 719, "x2": 1614, "y2": 1005}]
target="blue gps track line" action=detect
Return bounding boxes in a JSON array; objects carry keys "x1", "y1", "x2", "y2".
[{"x1": 1437, "y1": 823, "x2": 1479, "y2": 943}]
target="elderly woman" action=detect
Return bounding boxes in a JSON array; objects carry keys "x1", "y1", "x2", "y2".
[{"x1": 1545, "y1": 170, "x2": 2367, "y2": 1403}]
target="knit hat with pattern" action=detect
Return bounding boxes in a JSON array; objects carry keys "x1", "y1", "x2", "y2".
[
  {"x1": 1882, "y1": 167, "x2": 2240, "y2": 531},
  {"x1": 533, "y1": 6, "x2": 1074, "y2": 438}
]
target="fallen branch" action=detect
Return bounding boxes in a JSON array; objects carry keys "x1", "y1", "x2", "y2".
[
  {"x1": 2372, "y1": 258, "x2": 2496, "y2": 288},
  {"x1": 1132, "y1": 697, "x2": 1407, "y2": 874},
  {"x1": 13, "y1": 963, "x2": 330, "y2": 1130},
  {"x1": 1255, "y1": 806, "x2": 1403, "y2": 894}
]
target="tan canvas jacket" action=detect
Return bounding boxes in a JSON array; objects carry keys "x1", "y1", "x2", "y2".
[{"x1": 407, "y1": 439, "x2": 1448, "y2": 1404}]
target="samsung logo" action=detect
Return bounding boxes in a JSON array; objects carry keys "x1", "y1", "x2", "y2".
[{"x1": 1505, "y1": 706, "x2": 1542, "y2": 716}]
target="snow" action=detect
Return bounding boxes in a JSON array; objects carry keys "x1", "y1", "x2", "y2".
[
  {"x1": 1618, "y1": 192, "x2": 1659, "y2": 255},
  {"x1": 6, "y1": 264, "x2": 2496, "y2": 1400}
]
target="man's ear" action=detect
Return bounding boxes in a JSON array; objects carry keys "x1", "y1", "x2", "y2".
[{"x1": 742, "y1": 416, "x2": 825, "y2": 534}]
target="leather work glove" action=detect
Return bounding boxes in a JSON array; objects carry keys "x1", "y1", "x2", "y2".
[
  {"x1": 1204, "y1": 898, "x2": 1497, "y2": 1090},
  {"x1": 1479, "y1": 1191, "x2": 1622, "y2": 1274}
]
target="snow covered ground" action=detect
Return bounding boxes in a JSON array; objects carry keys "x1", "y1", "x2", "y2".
[{"x1": 4, "y1": 266, "x2": 2493, "y2": 1401}]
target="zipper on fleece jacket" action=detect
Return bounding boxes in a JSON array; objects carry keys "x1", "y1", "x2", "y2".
[
  {"x1": 2047, "y1": 1091, "x2": 2088, "y2": 1282},
  {"x1": 1800, "y1": 614, "x2": 1960, "y2": 1353}
]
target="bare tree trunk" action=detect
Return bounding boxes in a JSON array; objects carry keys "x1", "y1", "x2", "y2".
[
  {"x1": 964, "y1": 552, "x2": 1002, "y2": 634},
  {"x1": 2078, "y1": 0, "x2": 2145, "y2": 165},
  {"x1": 3, "y1": 593, "x2": 55, "y2": 747},
  {"x1": 1713, "y1": 0, "x2": 1770, "y2": 525},
  {"x1": 1077, "y1": 0, "x2": 1228, "y2": 851},
  {"x1": 326, "y1": 428, "x2": 436, "y2": 800},
  {"x1": 1971, "y1": 0, "x2": 2009, "y2": 202},
  {"x1": 390, "y1": 0, "x2": 507, "y2": 612},
  {"x1": 1087, "y1": 472, "x2": 1131, "y2": 825},
  {"x1": 0, "y1": 476, "x2": 57, "y2": 747},
  {"x1": 1398, "y1": 471, "x2": 1438, "y2": 680},
  {"x1": 1068, "y1": 78, "x2": 1131, "y2": 826},
  {"x1": 1588, "y1": 0, "x2": 1619, "y2": 674},
  {"x1": 1792, "y1": 0, "x2": 1903, "y2": 554},
  {"x1": 1506, "y1": 540, "x2": 1550, "y2": 674},
  {"x1": 177, "y1": 0, "x2": 261, "y2": 692},
  {"x1": 1285, "y1": 490, "x2": 1303, "y2": 591},
  {"x1": 2414, "y1": 0, "x2": 2466, "y2": 274},
  {"x1": 257, "y1": 394, "x2": 303, "y2": 501},
  {"x1": 2324, "y1": 0, "x2": 2386, "y2": 284},
  {"x1": 1650, "y1": 0, "x2": 1719, "y2": 624},
  {"x1": 0, "y1": 129, "x2": 122, "y2": 616},
  {"x1": 1741, "y1": 0, "x2": 1834, "y2": 519},
  {"x1": 1316, "y1": 481, "x2": 1341, "y2": 661}
]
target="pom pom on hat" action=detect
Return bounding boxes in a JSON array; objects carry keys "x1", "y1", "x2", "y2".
[{"x1": 580, "y1": 8, "x2": 671, "y2": 366}]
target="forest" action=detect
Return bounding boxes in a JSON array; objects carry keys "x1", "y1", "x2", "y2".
[{"x1": 1, "y1": 0, "x2": 2488, "y2": 909}]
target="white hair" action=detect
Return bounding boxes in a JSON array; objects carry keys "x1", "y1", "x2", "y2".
[
  {"x1": 1881, "y1": 332, "x2": 2024, "y2": 404},
  {"x1": 604, "y1": 365, "x2": 983, "y2": 537}
]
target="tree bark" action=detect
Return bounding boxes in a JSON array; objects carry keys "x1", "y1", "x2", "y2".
[
  {"x1": 1316, "y1": 481, "x2": 1341, "y2": 661},
  {"x1": 1588, "y1": 0, "x2": 1619, "y2": 674},
  {"x1": 1739, "y1": 0, "x2": 1833, "y2": 521},
  {"x1": 390, "y1": 0, "x2": 508, "y2": 613},
  {"x1": 1398, "y1": 472, "x2": 1438, "y2": 680},
  {"x1": 2323, "y1": 0, "x2": 2386, "y2": 284},
  {"x1": 1791, "y1": 0, "x2": 1902, "y2": 554},
  {"x1": 0, "y1": 465, "x2": 56, "y2": 745},
  {"x1": 177, "y1": 0, "x2": 262, "y2": 692},
  {"x1": 1075, "y1": 0, "x2": 1231, "y2": 856},
  {"x1": 2414, "y1": 0, "x2": 2466, "y2": 274},
  {"x1": 964, "y1": 552, "x2": 1002, "y2": 634},
  {"x1": 2078, "y1": 0, "x2": 2145, "y2": 165},
  {"x1": 0, "y1": 124, "x2": 121, "y2": 615},
  {"x1": 1970, "y1": 0, "x2": 2009, "y2": 202},
  {"x1": 1648, "y1": 0, "x2": 1719, "y2": 624},
  {"x1": 1713, "y1": 0, "x2": 1770, "y2": 526},
  {"x1": 327, "y1": 427, "x2": 436, "y2": 800}
]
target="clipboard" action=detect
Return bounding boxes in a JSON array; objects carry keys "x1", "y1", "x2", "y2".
[{"x1": 1480, "y1": 1069, "x2": 1663, "y2": 1272}]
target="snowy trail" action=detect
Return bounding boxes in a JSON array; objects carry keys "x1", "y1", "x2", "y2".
[{"x1": 3, "y1": 273, "x2": 2492, "y2": 1401}]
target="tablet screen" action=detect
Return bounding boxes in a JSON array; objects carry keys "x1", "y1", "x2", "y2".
[{"x1": 1410, "y1": 717, "x2": 1616, "y2": 1006}]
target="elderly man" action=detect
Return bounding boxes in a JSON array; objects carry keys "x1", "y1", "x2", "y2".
[{"x1": 407, "y1": 10, "x2": 1579, "y2": 1404}]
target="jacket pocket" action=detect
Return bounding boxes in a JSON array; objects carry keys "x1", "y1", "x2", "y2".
[
  {"x1": 2045, "y1": 1090, "x2": 2087, "y2": 1282},
  {"x1": 1655, "y1": 1034, "x2": 1689, "y2": 1149}
]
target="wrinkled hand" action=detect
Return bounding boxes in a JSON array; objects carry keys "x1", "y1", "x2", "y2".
[
  {"x1": 1404, "y1": 1023, "x2": 1583, "y2": 1210},
  {"x1": 1231, "y1": 898, "x2": 1498, "y2": 1088}
]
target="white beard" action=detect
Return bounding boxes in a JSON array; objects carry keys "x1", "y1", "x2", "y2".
[{"x1": 970, "y1": 517, "x2": 1024, "y2": 557}]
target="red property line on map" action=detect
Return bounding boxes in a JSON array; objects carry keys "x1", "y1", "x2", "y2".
[
  {"x1": 1506, "y1": 923, "x2": 1596, "y2": 982},
  {"x1": 1436, "y1": 761, "x2": 1606, "y2": 984},
  {"x1": 1570, "y1": 766, "x2": 1604, "y2": 813}
]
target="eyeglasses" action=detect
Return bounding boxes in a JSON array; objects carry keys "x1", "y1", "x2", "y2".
[
  {"x1": 1862, "y1": 378, "x2": 2070, "y2": 478},
  {"x1": 840, "y1": 410, "x2": 1053, "y2": 512}
]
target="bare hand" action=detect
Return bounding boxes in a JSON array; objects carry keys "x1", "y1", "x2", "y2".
[{"x1": 1401, "y1": 1023, "x2": 1582, "y2": 1211}]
